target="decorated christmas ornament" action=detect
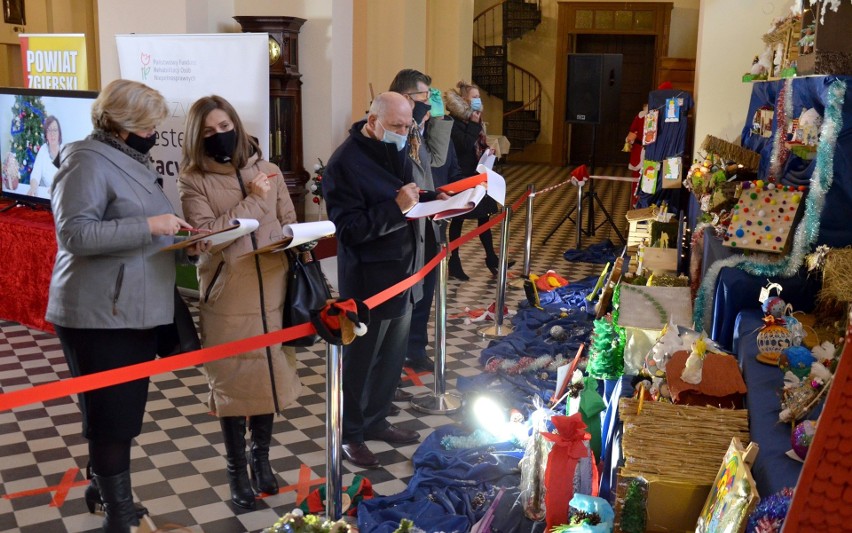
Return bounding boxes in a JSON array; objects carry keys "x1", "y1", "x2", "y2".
[
  {"x1": 778, "y1": 345, "x2": 814, "y2": 379},
  {"x1": 756, "y1": 316, "x2": 792, "y2": 365},
  {"x1": 790, "y1": 420, "x2": 817, "y2": 460},
  {"x1": 681, "y1": 336, "x2": 707, "y2": 384}
]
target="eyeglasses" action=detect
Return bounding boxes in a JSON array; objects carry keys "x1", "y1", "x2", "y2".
[
  {"x1": 404, "y1": 90, "x2": 429, "y2": 100},
  {"x1": 46, "y1": 127, "x2": 60, "y2": 134}
]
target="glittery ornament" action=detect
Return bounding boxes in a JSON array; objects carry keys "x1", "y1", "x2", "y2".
[
  {"x1": 791, "y1": 420, "x2": 817, "y2": 460},
  {"x1": 756, "y1": 316, "x2": 792, "y2": 365}
]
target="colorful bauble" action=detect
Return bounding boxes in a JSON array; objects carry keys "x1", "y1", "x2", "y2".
[
  {"x1": 756, "y1": 318, "x2": 792, "y2": 365},
  {"x1": 762, "y1": 296, "x2": 787, "y2": 318},
  {"x1": 791, "y1": 420, "x2": 817, "y2": 460},
  {"x1": 779, "y1": 345, "x2": 814, "y2": 379}
]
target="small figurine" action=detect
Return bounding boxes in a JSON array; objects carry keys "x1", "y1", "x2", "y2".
[{"x1": 681, "y1": 336, "x2": 707, "y2": 385}]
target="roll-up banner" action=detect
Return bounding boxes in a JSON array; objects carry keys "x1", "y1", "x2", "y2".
[{"x1": 116, "y1": 33, "x2": 268, "y2": 214}]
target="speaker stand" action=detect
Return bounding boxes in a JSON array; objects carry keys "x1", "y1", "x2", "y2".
[{"x1": 543, "y1": 124, "x2": 625, "y2": 248}]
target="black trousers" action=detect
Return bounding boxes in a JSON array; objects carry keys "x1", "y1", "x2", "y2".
[
  {"x1": 55, "y1": 325, "x2": 158, "y2": 441},
  {"x1": 341, "y1": 312, "x2": 412, "y2": 443},
  {"x1": 407, "y1": 227, "x2": 439, "y2": 361}
]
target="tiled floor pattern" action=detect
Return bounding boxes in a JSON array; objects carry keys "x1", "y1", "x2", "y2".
[{"x1": 0, "y1": 163, "x2": 632, "y2": 532}]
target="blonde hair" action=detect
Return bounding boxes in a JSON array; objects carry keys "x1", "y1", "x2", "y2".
[
  {"x1": 91, "y1": 79, "x2": 168, "y2": 134},
  {"x1": 180, "y1": 95, "x2": 261, "y2": 174},
  {"x1": 455, "y1": 80, "x2": 480, "y2": 100}
]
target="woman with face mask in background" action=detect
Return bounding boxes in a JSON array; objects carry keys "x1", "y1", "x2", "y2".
[
  {"x1": 178, "y1": 95, "x2": 302, "y2": 510},
  {"x1": 444, "y1": 81, "x2": 511, "y2": 280}
]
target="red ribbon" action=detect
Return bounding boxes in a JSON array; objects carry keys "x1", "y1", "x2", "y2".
[
  {"x1": 0, "y1": 190, "x2": 536, "y2": 412},
  {"x1": 540, "y1": 413, "x2": 591, "y2": 531}
]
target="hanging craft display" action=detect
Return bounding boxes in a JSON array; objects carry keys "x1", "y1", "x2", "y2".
[
  {"x1": 643, "y1": 109, "x2": 659, "y2": 145},
  {"x1": 662, "y1": 156, "x2": 682, "y2": 189},
  {"x1": 723, "y1": 180, "x2": 805, "y2": 253},
  {"x1": 664, "y1": 97, "x2": 681, "y2": 123},
  {"x1": 695, "y1": 438, "x2": 760, "y2": 533},
  {"x1": 640, "y1": 160, "x2": 660, "y2": 194},
  {"x1": 751, "y1": 105, "x2": 775, "y2": 138}
]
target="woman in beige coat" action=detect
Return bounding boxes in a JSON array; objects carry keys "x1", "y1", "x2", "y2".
[{"x1": 178, "y1": 95, "x2": 301, "y2": 510}]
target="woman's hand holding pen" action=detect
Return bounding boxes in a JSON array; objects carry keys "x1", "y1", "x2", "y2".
[
  {"x1": 248, "y1": 171, "x2": 275, "y2": 200},
  {"x1": 396, "y1": 182, "x2": 420, "y2": 214},
  {"x1": 148, "y1": 213, "x2": 193, "y2": 236}
]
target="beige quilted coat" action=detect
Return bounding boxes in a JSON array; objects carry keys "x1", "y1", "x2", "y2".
[{"x1": 178, "y1": 154, "x2": 302, "y2": 416}]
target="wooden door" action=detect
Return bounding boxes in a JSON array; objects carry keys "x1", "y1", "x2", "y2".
[{"x1": 569, "y1": 34, "x2": 655, "y2": 168}]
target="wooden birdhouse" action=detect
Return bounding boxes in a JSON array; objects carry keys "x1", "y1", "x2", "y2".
[{"x1": 797, "y1": 0, "x2": 852, "y2": 76}]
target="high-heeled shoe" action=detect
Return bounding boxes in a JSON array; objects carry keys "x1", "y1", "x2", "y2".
[
  {"x1": 486, "y1": 255, "x2": 516, "y2": 276},
  {"x1": 449, "y1": 254, "x2": 469, "y2": 281}
]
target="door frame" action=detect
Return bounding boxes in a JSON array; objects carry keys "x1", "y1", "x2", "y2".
[{"x1": 552, "y1": 1, "x2": 673, "y2": 167}]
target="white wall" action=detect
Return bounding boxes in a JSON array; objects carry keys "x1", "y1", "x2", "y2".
[
  {"x1": 233, "y1": 0, "x2": 352, "y2": 221},
  {"x1": 693, "y1": 0, "x2": 788, "y2": 155}
]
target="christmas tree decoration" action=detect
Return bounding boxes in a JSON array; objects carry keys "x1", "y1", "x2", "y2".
[
  {"x1": 619, "y1": 478, "x2": 648, "y2": 533},
  {"x1": 308, "y1": 158, "x2": 325, "y2": 204},
  {"x1": 9, "y1": 95, "x2": 47, "y2": 185}
]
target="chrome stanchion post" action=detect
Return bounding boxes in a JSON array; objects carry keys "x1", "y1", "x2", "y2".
[
  {"x1": 412, "y1": 227, "x2": 462, "y2": 414},
  {"x1": 480, "y1": 206, "x2": 514, "y2": 339},
  {"x1": 325, "y1": 342, "x2": 343, "y2": 520},
  {"x1": 523, "y1": 184, "x2": 535, "y2": 277},
  {"x1": 576, "y1": 179, "x2": 585, "y2": 249}
]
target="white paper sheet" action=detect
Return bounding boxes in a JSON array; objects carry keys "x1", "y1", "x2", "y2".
[
  {"x1": 406, "y1": 185, "x2": 487, "y2": 220},
  {"x1": 282, "y1": 220, "x2": 336, "y2": 250},
  {"x1": 478, "y1": 148, "x2": 496, "y2": 170},
  {"x1": 161, "y1": 218, "x2": 259, "y2": 251},
  {"x1": 476, "y1": 164, "x2": 506, "y2": 205}
]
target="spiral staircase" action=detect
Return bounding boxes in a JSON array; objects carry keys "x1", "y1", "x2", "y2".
[{"x1": 472, "y1": 0, "x2": 542, "y2": 153}]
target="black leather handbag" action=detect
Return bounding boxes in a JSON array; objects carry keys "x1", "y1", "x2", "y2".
[
  {"x1": 283, "y1": 249, "x2": 332, "y2": 347},
  {"x1": 155, "y1": 286, "x2": 202, "y2": 356}
]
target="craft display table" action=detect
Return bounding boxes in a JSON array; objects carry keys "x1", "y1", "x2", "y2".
[
  {"x1": 0, "y1": 201, "x2": 56, "y2": 332},
  {"x1": 732, "y1": 308, "x2": 821, "y2": 496}
]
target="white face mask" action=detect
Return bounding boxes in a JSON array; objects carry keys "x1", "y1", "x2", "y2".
[{"x1": 378, "y1": 120, "x2": 407, "y2": 152}]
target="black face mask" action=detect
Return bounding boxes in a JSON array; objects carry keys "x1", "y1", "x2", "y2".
[
  {"x1": 204, "y1": 130, "x2": 237, "y2": 163},
  {"x1": 412, "y1": 100, "x2": 430, "y2": 124},
  {"x1": 125, "y1": 131, "x2": 158, "y2": 154}
]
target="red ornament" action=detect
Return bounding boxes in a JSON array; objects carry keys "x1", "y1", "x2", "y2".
[{"x1": 312, "y1": 197, "x2": 320, "y2": 204}]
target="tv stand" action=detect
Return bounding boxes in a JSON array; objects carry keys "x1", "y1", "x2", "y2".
[{"x1": 0, "y1": 199, "x2": 42, "y2": 214}]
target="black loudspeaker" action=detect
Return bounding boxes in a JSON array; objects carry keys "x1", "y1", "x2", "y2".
[{"x1": 565, "y1": 53, "x2": 623, "y2": 124}]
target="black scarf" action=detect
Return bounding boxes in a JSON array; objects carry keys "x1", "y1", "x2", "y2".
[{"x1": 90, "y1": 128, "x2": 153, "y2": 168}]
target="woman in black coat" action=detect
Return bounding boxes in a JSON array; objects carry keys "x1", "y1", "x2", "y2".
[{"x1": 444, "y1": 81, "x2": 503, "y2": 280}]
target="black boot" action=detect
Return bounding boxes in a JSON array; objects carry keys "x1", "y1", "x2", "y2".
[
  {"x1": 84, "y1": 463, "x2": 149, "y2": 518},
  {"x1": 249, "y1": 414, "x2": 279, "y2": 495},
  {"x1": 220, "y1": 416, "x2": 256, "y2": 510},
  {"x1": 448, "y1": 253, "x2": 469, "y2": 281},
  {"x1": 93, "y1": 470, "x2": 142, "y2": 533}
]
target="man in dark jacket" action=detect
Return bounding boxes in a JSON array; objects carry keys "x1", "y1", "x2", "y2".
[{"x1": 322, "y1": 92, "x2": 427, "y2": 468}]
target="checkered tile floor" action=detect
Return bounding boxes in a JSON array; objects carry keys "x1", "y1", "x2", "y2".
[{"x1": 0, "y1": 163, "x2": 632, "y2": 532}]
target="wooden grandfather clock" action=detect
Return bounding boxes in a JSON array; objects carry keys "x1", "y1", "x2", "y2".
[{"x1": 234, "y1": 16, "x2": 309, "y2": 221}]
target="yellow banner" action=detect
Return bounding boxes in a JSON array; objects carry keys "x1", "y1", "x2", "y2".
[{"x1": 19, "y1": 34, "x2": 87, "y2": 90}]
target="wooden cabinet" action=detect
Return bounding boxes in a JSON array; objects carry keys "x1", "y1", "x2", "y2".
[{"x1": 233, "y1": 16, "x2": 309, "y2": 221}]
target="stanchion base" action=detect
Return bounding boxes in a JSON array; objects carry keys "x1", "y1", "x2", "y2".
[
  {"x1": 410, "y1": 392, "x2": 462, "y2": 415},
  {"x1": 478, "y1": 323, "x2": 514, "y2": 339}
]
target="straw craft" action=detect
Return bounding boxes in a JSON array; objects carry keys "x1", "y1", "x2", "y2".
[
  {"x1": 619, "y1": 398, "x2": 750, "y2": 484},
  {"x1": 820, "y1": 248, "x2": 852, "y2": 305},
  {"x1": 700, "y1": 135, "x2": 761, "y2": 171}
]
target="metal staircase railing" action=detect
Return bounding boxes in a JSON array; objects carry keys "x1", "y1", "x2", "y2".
[{"x1": 472, "y1": 0, "x2": 542, "y2": 152}]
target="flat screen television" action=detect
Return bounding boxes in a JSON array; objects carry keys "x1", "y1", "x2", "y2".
[{"x1": 0, "y1": 87, "x2": 98, "y2": 208}]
